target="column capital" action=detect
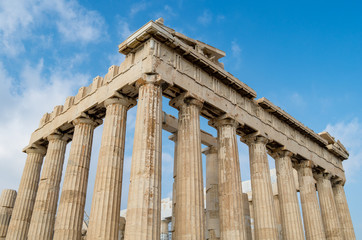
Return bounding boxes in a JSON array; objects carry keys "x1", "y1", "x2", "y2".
[
  {"x1": 104, "y1": 95, "x2": 137, "y2": 109},
  {"x1": 314, "y1": 172, "x2": 333, "y2": 181},
  {"x1": 202, "y1": 146, "x2": 218, "y2": 155},
  {"x1": 46, "y1": 133, "x2": 71, "y2": 142},
  {"x1": 135, "y1": 73, "x2": 163, "y2": 88},
  {"x1": 295, "y1": 159, "x2": 314, "y2": 170},
  {"x1": 240, "y1": 132, "x2": 269, "y2": 145},
  {"x1": 331, "y1": 177, "x2": 345, "y2": 187},
  {"x1": 169, "y1": 92, "x2": 204, "y2": 110},
  {"x1": 208, "y1": 114, "x2": 240, "y2": 129},
  {"x1": 269, "y1": 148, "x2": 294, "y2": 160},
  {"x1": 168, "y1": 133, "x2": 177, "y2": 143},
  {"x1": 24, "y1": 145, "x2": 47, "y2": 155},
  {"x1": 72, "y1": 116, "x2": 100, "y2": 127}
]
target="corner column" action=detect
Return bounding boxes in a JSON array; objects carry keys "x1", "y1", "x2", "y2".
[
  {"x1": 272, "y1": 150, "x2": 304, "y2": 240},
  {"x1": 212, "y1": 118, "x2": 245, "y2": 240},
  {"x1": 6, "y1": 146, "x2": 46, "y2": 240},
  {"x1": 28, "y1": 133, "x2": 69, "y2": 240},
  {"x1": 296, "y1": 160, "x2": 326, "y2": 240},
  {"x1": 332, "y1": 181, "x2": 356, "y2": 239},
  {"x1": 316, "y1": 173, "x2": 343, "y2": 240},
  {"x1": 243, "y1": 135, "x2": 278, "y2": 240},
  {"x1": 87, "y1": 96, "x2": 135, "y2": 240},
  {"x1": 0, "y1": 190, "x2": 17, "y2": 239},
  {"x1": 53, "y1": 117, "x2": 97, "y2": 240},
  {"x1": 124, "y1": 77, "x2": 163, "y2": 240},
  {"x1": 203, "y1": 146, "x2": 220, "y2": 240},
  {"x1": 170, "y1": 93, "x2": 205, "y2": 240}
]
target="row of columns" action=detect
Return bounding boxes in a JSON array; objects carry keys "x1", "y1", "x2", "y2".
[{"x1": 3, "y1": 76, "x2": 356, "y2": 240}]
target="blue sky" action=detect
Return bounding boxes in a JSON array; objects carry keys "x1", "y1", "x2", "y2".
[{"x1": 0, "y1": 0, "x2": 361, "y2": 237}]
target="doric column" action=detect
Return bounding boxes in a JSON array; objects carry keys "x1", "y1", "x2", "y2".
[
  {"x1": 272, "y1": 150, "x2": 304, "y2": 240},
  {"x1": 6, "y1": 146, "x2": 46, "y2": 240},
  {"x1": 170, "y1": 92, "x2": 205, "y2": 240},
  {"x1": 316, "y1": 173, "x2": 343, "y2": 240},
  {"x1": 27, "y1": 133, "x2": 69, "y2": 240},
  {"x1": 273, "y1": 195, "x2": 282, "y2": 240},
  {"x1": 87, "y1": 96, "x2": 135, "y2": 240},
  {"x1": 161, "y1": 219, "x2": 170, "y2": 240},
  {"x1": 119, "y1": 217, "x2": 125, "y2": 240},
  {"x1": 53, "y1": 117, "x2": 97, "y2": 240},
  {"x1": 203, "y1": 146, "x2": 220, "y2": 240},
  {"x1": 124, "y1": 77, "x2": 163, "y2": 240},
  {"x1": 242, "y1": 135, "x2": 278, "y2": 240},
  {"x1": 332, "y1": 181, "x2": 356, "y2": 239},
  {"x1": 0, "y1": 190, "x2": 17, "y2": 239},
  {"x1": 211, "y1": 118, "x2": 244, "y2": 240},
  {"x1": 296, "y1": 160, "x2": 326, "y2": 240},
  {"x1": 169, "y1": 134, "x2": 177, "y2": 237},
  {"x1": 249, "y1": 200, "x2": 255, "y2": 240},
  {"x1": 242, "y1": 193, "x2": 252, "y2": 240}
]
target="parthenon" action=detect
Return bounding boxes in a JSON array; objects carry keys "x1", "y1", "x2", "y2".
[{"x1": 0, "y1": 18, "x2": 355, "y2": 240}]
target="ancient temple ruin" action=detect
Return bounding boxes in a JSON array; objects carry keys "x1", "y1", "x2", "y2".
[{"x1": 0, "y1": 18, "x2": 356, "y2": 240}]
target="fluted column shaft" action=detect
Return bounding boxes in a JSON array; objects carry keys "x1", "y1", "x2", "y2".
[
  {"x1": 87, "y1": 97, "x2": 135, "y2": 240},
  {"x1": 0, "y1": 190, "x2": 17, "y2": 239},
  {"x1": 204, "y1": 146, "x2": 220, "y2": 240},
  {"x1": 124, "y1": 81, "x2": 162, "y2": 240},
  {"x1": 242, "y1": 193, "x2": 252, "y2": 240},
  {"x1": 249, "y1": 201, "x2": 255, "y2": 240},
  {"x1": 119, "y1": 217, "x2": 125, "y2": 240},
  {"x1": 169, "y1": 134, "x2": 177, "y2": 238},
  {"x1": 28, "y1": 134, "x2": 68, "y2": 240},
  {"x1": 244, "y1": 135, "x2": 278, "y2": 240},
  {"x1": 273, "y1": 150, "x2": 304, "y2": 240},
  {"x1": 297, "y1": 160, "x2": 326, "y2": 240},
  {"x1": 214, "y1": 119, "x2": 244, "y2": 240},
  {"x1": 273, "y1": 195, "x2": 282, "y2": 240},
  {"x1": 161, "y1": 220, "x2": 170, "y2": 240},
  {"x1": 53, "y1": 118, "x2": 96, "y2": 240},
  {"x1": 171, "y1": 94, "x2": 205, "y2": 240},
  {"x1": 316, "y1": 174, "x2": 343, "y2": 240},
  {"x1": 333, "y1": 182, "x2": 356, "y2": 239},
  {"x1": 6, "y1": 147, "x2": 46, "y2": 240}
]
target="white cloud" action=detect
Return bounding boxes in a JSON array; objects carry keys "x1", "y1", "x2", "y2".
[
  {"x1": 130, "y1": 2, "x2": 148, "y2": 17},
  {"x1": 108, "y1": 53, "x2": 126, "y2": 67},
  {"x1": 153, "y1": 5, "x2": 177, "y2": 21},
  {"x1": 325, "y1": 118, "x2": 362, "y2": 181},
  {"x1": 0, "y1": 0, "x2": 106, "y2": 56},
  {"x1": 231, "y1": 41, "x2": 242, "y2": 56},
  {"x1": 54, "y1": 0, "x2": 105, "y2": 43},
  {"x1": 216, "y1": 15, "x2": 225, "y2": 22},
  {"x1": 118, "y1": 20, "x2": 133, "y2": 40},
  {"x1": 231, "y1": 40, "x2": 242, "y2": 69},
  {"x1": 0, "y1": 59, "x2": 89, "y2": 191},
  {"x1": 198, "y1": 10, "x2": 212, "y2": 26},
  {"x1": 290, "y1": 92, "x2": 306, "y2": 107}
]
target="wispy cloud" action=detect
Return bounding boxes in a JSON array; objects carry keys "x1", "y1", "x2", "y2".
[
  {"x1": 0, "y1": 0, "x2": 106, "y2": 56},
  {"x1": 290, "y1": 92, "x2": 306, "y2": 107},
  {"x1": 0, "y1": 59, "x2": 89, "y2": 190},
  {"x1": 54, "y1": 0, "x2": 106, "y2": 43},
  {"x1": 216, "y1": 15, "x2": 225, "y2": 23},
  {"x1": 118, "y1": 20, "x2": 133, "y2": 40},
  {"x1": 153, "y1": 5, "x2": 177, "y2": 21},
  {"x1": 325, "y1": 118, "x2": 362, "y2": 181},
  {"x1": 231, "y1": 40, "x2": 242, "y2": 69},
  {"x1": 130, "y1": 2, "x2": 148, "y2": 17},
  {"x1": 197, "y1": 10, "x2": 212, "y2": 26}
]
